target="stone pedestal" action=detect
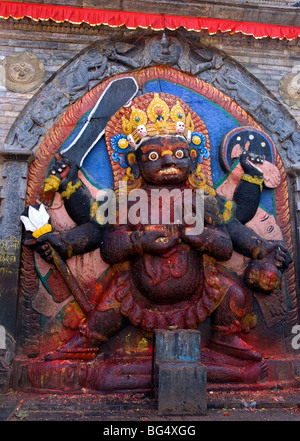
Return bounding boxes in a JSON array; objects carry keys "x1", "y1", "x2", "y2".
[{"x1": 153, "y1": 329, "x2": 207, "y2": 415}]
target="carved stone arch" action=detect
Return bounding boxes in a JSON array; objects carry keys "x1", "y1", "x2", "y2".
[{"x1": 3, "y1": 34, "x2": 300, "y2": 392}]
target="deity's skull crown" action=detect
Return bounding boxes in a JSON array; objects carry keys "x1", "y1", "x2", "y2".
[{"x1": 110, "y1": 93, "x2": 195, "y2": 151}]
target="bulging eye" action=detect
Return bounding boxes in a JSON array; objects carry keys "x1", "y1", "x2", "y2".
[
  {"x1": 149, "y1": 151, "x2": 159, "y2": 161},
  {"x1": 175, "y1": 149, "x2": 184, "y2": 159}
]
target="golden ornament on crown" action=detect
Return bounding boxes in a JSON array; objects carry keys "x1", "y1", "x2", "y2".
[{"x1": 108, "y1": 93, "x2": 195, "y2": 150}]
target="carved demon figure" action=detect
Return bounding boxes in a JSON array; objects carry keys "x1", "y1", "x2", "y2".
[{"x1": 23, "y1": 91, "x2": 291, "y2": 384}]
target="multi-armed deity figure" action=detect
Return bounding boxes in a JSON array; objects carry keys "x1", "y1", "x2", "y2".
[{"x1": 23, "y1": 90, "x2": 291, "y2": 385}]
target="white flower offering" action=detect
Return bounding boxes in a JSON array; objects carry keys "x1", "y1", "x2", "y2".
[{"x1": 20, "y1": 204, "x2": 52, "y2": 238}]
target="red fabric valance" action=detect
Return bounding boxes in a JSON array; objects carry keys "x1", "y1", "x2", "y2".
[{"x1": 0, "y1": 1, "x2": 299, "y2": 40}]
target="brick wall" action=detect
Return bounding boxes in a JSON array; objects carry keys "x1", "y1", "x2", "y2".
[
  {"x1": 0, "y1": 1, "x2": 300, "y2": 148},
  {"x1": 1, "y1": 25, "x2": 299, "y2": 148},
  {"x1": 0, "y1": 22, "x2": 108, "y2": 146},
  {"x1": 200, "y1": 33, "x2": 300, "y2": 125}
]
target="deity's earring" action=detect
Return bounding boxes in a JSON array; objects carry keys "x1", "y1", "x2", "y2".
[
  {"x1": 188, "y1": 149, "x2": 216, "y2": 196},
  {"x1": 126, "y1": 152, "x2": 140, "y2": 179},
  {"x1": 123, "y1": 152, "x2": 142, "y2": 190},
  {"x1": 189, "y1": 148, "x2": 198, "y2": 174}
]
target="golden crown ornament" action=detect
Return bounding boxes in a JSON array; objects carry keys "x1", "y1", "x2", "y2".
[{"x1": 111, "y1": 93, "x2": 195, "y2": 152}]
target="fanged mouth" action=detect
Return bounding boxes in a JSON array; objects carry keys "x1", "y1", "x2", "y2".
[{"x1": 158, "y1": 167, "x2": 180, "y2": 176}]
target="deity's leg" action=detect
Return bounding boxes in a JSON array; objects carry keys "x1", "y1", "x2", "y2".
[
  {"x1": 208, "y1": 360, "x2": 269, "y2": 383},
  {"x1": 209, "y1": 285, "x2": 262, "y2": 361},
  {"x1": 45, "y1": 308, "x2": 126, "y2": 361}
]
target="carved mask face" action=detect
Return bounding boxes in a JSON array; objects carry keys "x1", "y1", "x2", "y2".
[
  {"x1": 3, "y1": 52, "x2": 44, "y2": 93},
  {"x1": 149, "y1": 38, "x2": 182, "y2": 65},
  {"x1": 135, "y1": 136, "x2": 190, "y2": 186},
  {"x1": 9, "y1": 62, "x2": 35, "y2": 83}
]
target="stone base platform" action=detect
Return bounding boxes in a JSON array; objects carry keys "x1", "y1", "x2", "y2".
[{"x1": 10, "y1": 352, "x2": 300, "y2": 395}]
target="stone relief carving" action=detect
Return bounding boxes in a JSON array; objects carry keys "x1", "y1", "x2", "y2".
[
  {"x1": 0, "y1": 33, "x2": 297, "y2": 393},
  {"x1": 31, "y1": 93, "x2": 70, "y2": 127},
  {"x1": 213, "y1": 63, "x2": 264, "y2": 112},
  {"x1": 279, "y1": 65, "x2": 300, "y2": 110},
  {"x1": 10, "y1": 117, "x2": 46, "y2": 151},
  {"x1": 60, "y1": 47, "x2": 109, "y2": 99},
  {"x1": 0, "y1": 330, "x2": 15, "y2": 393},
  {"x1": 144, "y1": 34, "x2": 224, "y2": 75},
  {"x1": 14, "y1": 66, "x2": 297, "y2": 392},
  {"x1": 1, "y1": 51, "x2": 44, "y2": 94}
]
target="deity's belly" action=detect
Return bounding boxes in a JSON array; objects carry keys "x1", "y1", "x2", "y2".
[{"x1": 131, "y1": 245, "x2": 203, "y2": 305}]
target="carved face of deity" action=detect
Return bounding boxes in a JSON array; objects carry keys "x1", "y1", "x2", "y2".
[
  {"x1": 9, "y1": 61, "x2": 35, "y2": 83},
  {"x1": 135, "y1": 135, "x2": 190, "y2": 186},
  {"x1": 2, "y1": 51, "x2": 44, "y2": 93},
  {"x1": 149, "y1": 36, "x2": 182, "y2": 65},
  {"x1": 246, "y1": 206, "x2": 283, "y2": 241}
]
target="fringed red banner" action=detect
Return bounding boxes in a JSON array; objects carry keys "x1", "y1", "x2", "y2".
[{"x1": 0, "y1": 1, "x2": 299, "y2": 40}]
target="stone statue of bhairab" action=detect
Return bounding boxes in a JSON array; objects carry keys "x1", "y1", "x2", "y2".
[{"x1": 21, "y1": 72, "x2": 293, "y2": 388}]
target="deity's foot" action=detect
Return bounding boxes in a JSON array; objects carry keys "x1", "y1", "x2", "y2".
[
  {"x1": 240, "y1": 359, "x2": 268, "y2": 383},
  {"x1": 44, "y1": 334, "x2": 101, "y2": 361},
  {"x1": 209, "y1": 333, "x2": 262, "y2": 362},
  {"x1": 206, "y1": 359, "x2": 268, "y2": 384}
]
